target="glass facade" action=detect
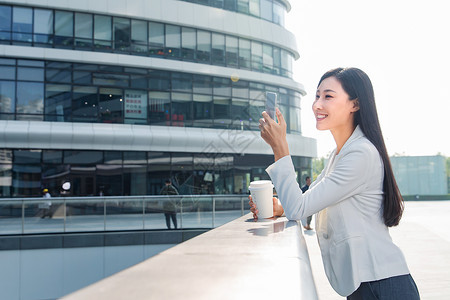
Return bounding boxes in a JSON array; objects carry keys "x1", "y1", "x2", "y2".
[
  {"x1": 181, "y1": 0, "x2": 287, "y2": 26},
  {"x1": 0, "y1": 4, "x2": 294, "y2": 78},
  {"x1": 0, "y1": 149, "x2": 312, "y2": 198},
  {"x1": 0, "y1": 58, "x2": 303, "y2": 133}
]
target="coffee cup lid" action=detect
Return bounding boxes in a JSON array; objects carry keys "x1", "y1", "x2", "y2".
[{"x1": 249, "y1": 180, "x2": 273, "y2": 190}]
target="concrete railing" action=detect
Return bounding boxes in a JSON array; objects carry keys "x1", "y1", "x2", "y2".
[{"x1": 62, "y1": 213, "x2": 318, "y2": 300}]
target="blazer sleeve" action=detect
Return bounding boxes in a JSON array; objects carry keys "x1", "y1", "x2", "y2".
[{"x1": 266, "y1": 147, "x2": 371, "y2": 220}]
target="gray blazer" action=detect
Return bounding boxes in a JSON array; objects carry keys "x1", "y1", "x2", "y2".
[{"x1": 266, "y1": 126, "x2": 409, "y2": 296}]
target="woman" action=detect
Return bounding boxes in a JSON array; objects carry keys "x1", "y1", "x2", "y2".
[{"x1": 251, "y1": 68, "x2": 420, "y2": 299}]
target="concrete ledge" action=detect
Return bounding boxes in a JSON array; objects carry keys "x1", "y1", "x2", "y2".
[{"x1": 62, "y1": 214, "x2": 318, "y2": 299}]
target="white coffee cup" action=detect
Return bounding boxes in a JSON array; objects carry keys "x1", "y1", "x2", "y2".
[{"x1": 248, "y1": 180, "x2": 274, "y2": 219}]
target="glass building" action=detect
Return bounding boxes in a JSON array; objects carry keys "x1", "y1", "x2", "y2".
[{"x1": 0, "y1": 0, "x2": 316, "y2": 198}]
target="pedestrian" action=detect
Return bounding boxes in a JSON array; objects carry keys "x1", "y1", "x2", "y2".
[
  {"x1": 250, "y1": 68, "x2": 420, "y2": 299},
  {"x1": 160, "y1": 179, "x2": 178, "y2": 229},
  {"x1": 39, "y1": 188, "x2": 53, "y2": 218},
  {"x1": 301, "y1": 176, "x2": 313, "y2": 230}
]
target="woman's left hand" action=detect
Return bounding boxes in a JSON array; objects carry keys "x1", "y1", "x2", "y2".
[{"x1": 248, "y1": 196, "x2": 284, "y2": 220}]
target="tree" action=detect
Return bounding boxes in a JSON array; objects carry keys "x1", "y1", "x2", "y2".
[{"x1": 312, "y1": 157, "x2": 325, "y2": 181}]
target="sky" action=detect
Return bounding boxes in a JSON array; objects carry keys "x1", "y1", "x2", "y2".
[{"x1": 285, "y1": 0, "x2": 450, "y2": 158}]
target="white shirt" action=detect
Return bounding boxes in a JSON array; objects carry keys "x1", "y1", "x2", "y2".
[{"x1": 266, "y1": 126, "x2": 410, "y2": 296}]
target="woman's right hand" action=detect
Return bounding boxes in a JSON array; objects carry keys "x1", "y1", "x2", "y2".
[{"x1": 259, "y1": 108, "x2": 289, "y2": 161}]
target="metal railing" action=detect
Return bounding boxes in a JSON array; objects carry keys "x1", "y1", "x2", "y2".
[{"x1": 0, "y1": 195, "x2": 249, "y2": 235}]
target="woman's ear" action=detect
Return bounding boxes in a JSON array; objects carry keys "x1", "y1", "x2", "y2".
[{"x1": 352, "y1": 99, "x2": 360, "y2": 112}]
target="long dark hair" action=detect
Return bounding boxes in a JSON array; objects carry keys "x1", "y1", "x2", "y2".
[{"x1": 318, "y1": 67, "x2": 403, "y2": 227}]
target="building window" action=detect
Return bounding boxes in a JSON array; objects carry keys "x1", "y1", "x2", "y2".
[
  {"x1": 16, "y1": 81, "x2": 44, "y2": 121},
  {"x1": 197, "y1": 30, "x2": 211, "y2": 63},
  {"x1": 99, "y1": 88, "x2": 123, "y2": 123},
  {"x1": 45, "y1": 84, "x2": 71, "y2": 122},
  {"x1": 131, "y1": 19, "x2": 147, "y2": 54},
  {"x1": 260, "y1": 0, "x2": 272, "y2": 21},
  {"x1": 211, "y1": 33, "x2": 225, "y2": 65},
  {"x1": 251, "y1": 41, "x2": 263, "y2": 71},
  {"x1": 181, "y1": 27, "x2": 196, "y2": 60},
  {"x1": 149, "y1": 91, "x2": 170, "y2": 126},
  {"x1": 33, "y1": 9, "x2": 53, "y2": 45},
  {"x1": 72, "y1": 86, "x2": 98, "y2": 122},
  {"x1": 124, "y1": 89, "x2": 147, "y2": 124},
  {"x1": 55, "y1": 11, "x2": 73, "y2": 47},
  {"x1": 165, "y1": 24, "x2": 181, "y2": 57},
  {"x1": 94, "y1": 15, "x2": 112, "y2": 50},
  {"x1": 238, "y1": 38, "x2": 251, "y2": 69},
  {"x1": 113, "y1": 17, "x2": 131, "y2": 53},
  {"x1": 75, "y1": 13, "x2": 93, "y2": 49},
  {"x1": 0, "y1": 4, "x2": 295, "y2": 79},
  {"x1": 0, "y1": 5, "x2": 12, "y2": 41},
  {"x1": 12, "y1": 7, "x2": 32, "y2": 43},
  {"x1": 225, "y1": 36, "x2": 238, "y2": 67},
  {"x1": 148, "y1": 22, "x2": 164, "y2": 56}
]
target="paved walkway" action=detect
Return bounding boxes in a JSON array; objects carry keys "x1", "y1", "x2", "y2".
[{"x1": 302, "y1": 200, "x2": 450, "y2": 300}]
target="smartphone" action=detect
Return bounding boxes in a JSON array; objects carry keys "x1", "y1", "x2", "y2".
[{"x1": 265, "y1": 92, "x2": 277, "y2": 120}]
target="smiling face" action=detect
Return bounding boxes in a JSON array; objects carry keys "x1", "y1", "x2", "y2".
[{"x1": 312, "y1": 76, "x2": 359, "y2": 132}]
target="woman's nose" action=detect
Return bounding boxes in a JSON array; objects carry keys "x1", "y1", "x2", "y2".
[{"x1": 312, "y1": 97, "x2": 322, "y2": 110}]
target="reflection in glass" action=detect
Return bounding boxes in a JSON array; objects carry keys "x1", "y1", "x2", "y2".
[
  {"x1": 237, "y1": 0, "x2": 249, "y2": 14},
  {"x1": 290, "y1": 106, "x2": 301, "y2": 133},
  {"x1": 181, "y1": 27, "x2": 196, "y2": 60},
  {"x1": 252, "y1": 42, "x2": 263, "y2": 71},
  {"x1": 212, "y1": 33, "x2": 225, "y2": 65},
  {"x1": 149, "y1": 22, "x2": 164, "y2": 56},
  {"x1": 262, "y1": 44, "x2": 273, "y2": 73},
  {"x1": 260, "y1": 0, "x2": 272, "y2": 21},
  {"x1": 94, "y1": 15, "x2": 112, "y2": 50},
  {"x1": 105, "y1": 199, "x2": 142, "y2": 231},
  {"x1": 213, "y1": 96, "x2": 231, "y2": 128},
  {"x1": 273, "y1": 1, "x2": 285, "y2": 26},
  {"x1": 224, "y1": 0, "x2": 237, "y2": 11},
  {"x1": 0, "y1": 5, "x2": 12, "y2": 41},
  {"x1": 113, "y1": 17, "x2": 130, "y2": 52},
  {"x1": 12, "y1": 164, "x2": 41, "y2": 197},
  {"x1": 171, "y1": 92, "x2": 192, "y2": 127},
  {"x1": 123, "y1": 165, "x2": 147, "y2": 195},
  {"x1": 64, "y1": 151, "x2": 102, "y2": 165},
  {"x1": 197, "y1": 30, "x2": 211, "y2": 63},
  {"x1": 72, "y1": 86, "x2": 98, "y2": 122},
  {"x1": 172, "y1": 73, "x2": 192, "y2": 93},
  {"x1": 165, "y1": 25, "x2": 180, "y2": 57},
  {"x1": 193, "y1": 94, "x2": 213, "y2": 128},
  {"x1": 0, "y1": 81, "x2": 15, "y2": 114},
  {"x1": 238, "y1": 38, "x2": 251, "y2": 69},
  {"x1": 12, "y1": 7, "x2": 32, "y2": 42},
  {"x1": 75, "y1": 13, "x2": 93, "y2": 48},
  {"x1": 16, "y1": 81, "x2": 44, "y2": 116},
  {"x1": 225, "y1": 36, "x2": 238, "y2": 67},
  {"x1": 99, "y1": 88, "x2": 123, "y2": 123},
  {"x1": 131, "y1": 19, "x2": 147, "y2": 53},
  {"x1": 45, "y1": 84, "x2": 71, "y2": 122},
  {"x1": 249, "y1": 0, "x2": 260, "y2": 16},
  {"x1": 149, "y1": 91, "x2": 170, "y2": 125},
  {"x1": 33, "y1": 9, "x2": 53, "y2": 44},
  {"x1": 231, "y1": 98, "x2": 249, "y2": 129},
  {"x1": 17, "y1": 67, "x2": 44, "y2": 81},
  {"x1": 65, "y1": 199, "x2": 104, "y2": 232},
  {"x1": 55, "y1": 11, "x2": 73, "y2": 47}
]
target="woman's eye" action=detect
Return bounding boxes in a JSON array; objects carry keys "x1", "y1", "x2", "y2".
[{"x1": 325, "y1": 95, "x2": 332, "y2": 99}]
